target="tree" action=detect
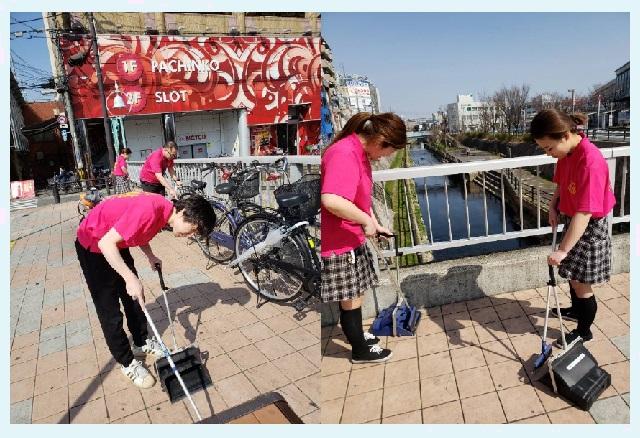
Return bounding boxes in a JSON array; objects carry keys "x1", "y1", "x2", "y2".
[{"x1": 493, "y1": 84, "x2": 530, "y2": 134}]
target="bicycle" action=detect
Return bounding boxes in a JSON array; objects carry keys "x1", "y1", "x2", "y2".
[
  {"x1": 179, "y1": 160, "x2": 284, "y2": 263},
  {"x1": 230, "y1": 170, "x2": 321, "y2": 310}
]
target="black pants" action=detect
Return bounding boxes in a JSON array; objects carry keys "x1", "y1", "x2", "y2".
[
  {"x1": 75, "y1": 239, "x2": 148, "y2": 366},
  {"x1": 141, "y1": 181, "x2": 165, "y2": 196}
]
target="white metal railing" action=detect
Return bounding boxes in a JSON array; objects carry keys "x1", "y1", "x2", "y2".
[
  {"x1": 374, "y1": 147, "x2": 630, "y2": 257},
  {"x1": 128, "y1": 155, "x2": 320, "y2": 210}
]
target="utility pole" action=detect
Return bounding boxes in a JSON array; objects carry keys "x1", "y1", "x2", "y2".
[
  {"x1": 568, "y1": 88, "x2": 575, "y2": 113},
  {"x1": 44, "y1": 13, "x2": 85, "y2": 174},
  {"x1": 88, "y1": 12, "x2": 116, "y2": 170}
]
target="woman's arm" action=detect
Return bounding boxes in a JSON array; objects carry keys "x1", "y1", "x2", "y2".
[{"x1": 321, "y1": 193, "x2": 376, "y2": 236}]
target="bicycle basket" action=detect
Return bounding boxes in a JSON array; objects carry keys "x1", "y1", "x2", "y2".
[
  {"x1": 274, "y1": 173, "x2": 320, "y2": 221},
  {"x1": 230, "y1": 170, "x2": 260, "y2": 200}
]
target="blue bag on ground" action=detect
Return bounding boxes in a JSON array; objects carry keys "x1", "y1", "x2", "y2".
[{"x1": 369, "y1": 234, "x2": 422, "y2": 337}]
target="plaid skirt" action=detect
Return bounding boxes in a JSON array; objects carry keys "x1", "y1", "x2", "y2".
[
  {"x1": 559, "y1": 215, "x2": 611, "y2": 284},
  {"x1": 114, "y1": 175, "x2": 131, "y2": 194},
  {"x1": 321, "y1": 243, "x2": 379, "y2": 302}
]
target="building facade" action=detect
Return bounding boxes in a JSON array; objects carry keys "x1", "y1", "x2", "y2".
[
  {"x1": 446, "y1": 94, "x2": 490, "y2": 133},
  {"x1": 48, "y1": 12, "x2": 322, "y2": 163}
]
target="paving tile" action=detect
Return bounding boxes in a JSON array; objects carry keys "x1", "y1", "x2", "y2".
[
  {"x1": 295, "y1": 374, "x2": 320, "y2": 407},
  {"x1": 474, "y1": 320, "x2": 509, "y2": 344},
  {"x1": 588, "y1": 338, "x2": 627, "y2": 366},
  {"x1": 10, "y1": 377, "x2": 35, "y2": 403},
  {"x1": 34, "y1": 366, "x2": 68, "y2": 396},
  {"x1": 621, "y1": 392, "x2": 629, "y2": 406},
  {"x1": 104, "y1": 387, "x2": 145, "y2": 422},
  {"x1": 451, "y1": 345, "x2": 486, "y2": 372},
  {"x1": 347, "y1": 363, "x2": 385, "y2": 396},
  {"x1": 502, "y1": 315, "x2": 536, "y2": 337},
  {"x1": 11, "y1": 331, "x2": 40, "y2": 350},
  {"x1": 421, "y1": 372, "x2": 458, "y2": 408},
  {"x1": 32, "y1": 411, "x2": 69, "y2": 424},
  {"x1": 68, "y1": 358, "x2": 100, "y2": 384},
  {"x1": 299, "y1": 344, "x2": 320, "y2": 368},
  {"x1": 35, "y1": 349, "x2": 66, "y2": 375},
  {"x1": 10, "y1": 361, "x2": 37, "y2": 383},
  {"x1": 341, "y1": 389, "x2": 383, "y2": 423},
  {"x1": 227, "y1": 344, "x2": 268, "y2": 371},
  {"x1": 147, "y1": 400, "x2": 193, "y2": 424},
  {"x1": 280, "y1": 326, "x2": 319, "y2": 351},
  {"x1": 418, "y1": 351, "x2": 453, "y2": 378},
  {"x1": 67, "y1": 343, "x2": 97, "y2": 365},
  {"x1": 215, "y1": 373, "x2": 259, "y2": 408},
  {"x1": 547, "y1": 406, "x2": 595, "y2": 424},
  {"x1": 610, "y1": 335, "x2": 630, "y2": 360},
  {"x1": 66, "y1": 329, "x2": 93, "y2": 349},
  {"x1": 498, "y1": 385, "x2": 545, "y2": 422},
  {"x1": 384, "y1": 358, "x2": 420, "y2": 387},
  {"x1": 216, "y1": 329, "x2": 251, "y2": 353},
  {"x1": 488, "y1": 360, "x2": 529, "y2": 390},
  {"x1": 456, "y1": 366, "x2": 495, "y2": 399},
  {"x1": 68, "y1": 376, "x2": 105, "y2": 408},
  {"x1": 239, "y1": 321, "x2": 276, "y2": 343},
  {"x1": 446, "y1": 326, "x2": 479, "y2": 349},
  {"x1": 11, "y1": 344, "x2": 38, "y2": 366},
  {"x1": 208, "y1": 354, "x2": 241, "y2": 381},
  {"x1": 589, "y1": 395, "x2": 630, "y2": 424},
  {"x1": 382, "y1": 409, "x2": 423, "y2": 424},
  {"x1": 470, "y1": 307, "x2": 500, "y2": 324},
  {"x1": 382, "y1": 380, "x2": 422, "y2": 418},
  {"x1": 513, "y1": 414, "x2": 550, "y2": 424},
  {"x1": 66, "y1": 317, "x2": 91, "y2": 335},
  {"x1": 466, "y1": 297, "x2": 493, "y2": 311},
  {"x1": 69, "y1": 397, "x2": 108, "y2": 424},
  {"x1": 594, "y1": 316, "x2": 628, "y2": 338},
  {"x1": 244, "y1": 362, "x2": 290, "y2": 393},
  {"x1": 32, "y1": 386, "x2": 68, "y2": 421},
  {"x1": 602, "y1": 361, "x2": 630, "y2": 394},
  {"x1": 386, "y1": 337, "x2": 418, "y2": 362},
  {"x1": 272, "y1": 351, "x2": 318, "y2": 381},
  {"x1": 321, "y1": 397, "x2": 344, "y2": 424},
  {"x1": 321, "y1": 371, "x2": 349, "y2": 402},
  {"x1": 38, "y1": 336, "x2": 66, "y2": 357},
  {"x1": 10, "y1": 399, "x2": 32, "y2": 424},
  {"x1": 422, "y1": 400, "x2": 464, "y2": 424},
  {"x1": 417, "y1": 331, "x2": 449, "y2": 356},
  {"x1": 278, "y1": 382, "x2": 318, "y2": 417},
  {"x1": 443, "y1": 310, "x2": 473, "y2": 331},
  {"x1": 415, "y1": 314, "x2": 444, "y2": 335},
  {"x1": 100, "y1": 367, "x2": 132, "y2": 396},
  {"x1": 441, "y1": 301, "x2": 468, "y2": 315},
  {"x1": 254, "y1": 335, "x2": 296, "y2": 361},
  {"x1": 461, "y1": 392, "x2": 506, "y2": 424},
  {"x1": 481, "y1": 339, "x2": 518, "y2": 365}
]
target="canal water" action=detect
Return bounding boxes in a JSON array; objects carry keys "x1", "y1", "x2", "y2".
[{"x1": 411, "y1": 148, "x2": 526, "y2": 261}]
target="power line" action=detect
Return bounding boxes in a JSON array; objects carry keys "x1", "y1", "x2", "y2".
[{"x1": 10, "y1": 14, "x2": 54, "y2": 26}]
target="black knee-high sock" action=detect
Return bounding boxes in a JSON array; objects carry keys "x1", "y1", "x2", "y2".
[
  {"x1": 340, "y1": 307, "x2": 367, "y2": 355},
  {"x1": 577, "y1": 295, "x2": 597, "y2": 336},
  {"x1": 569, "y1": 284, "x2": 577, "y2": 310}
]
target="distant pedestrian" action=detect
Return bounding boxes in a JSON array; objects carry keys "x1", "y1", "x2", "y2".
[
  {"x1": 113, "y1": 147, "x2": 132, "y2": 194},
  {"x1": 531, "y1": 109, "x2": 616, "y2": 346},
  {"x1": 76, "y1": 192, "x2": 216, "y2": 389},
  {"x1": 321, "y1": 112, "x2": 407, "y2": 363},
  {"x1": 139, "y1": 141, "x2": 182, "y2": 198}
]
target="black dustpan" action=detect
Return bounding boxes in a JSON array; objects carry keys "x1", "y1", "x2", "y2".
[{"x1": 154, "y1": 264, "x2": 212, "y2": 403}]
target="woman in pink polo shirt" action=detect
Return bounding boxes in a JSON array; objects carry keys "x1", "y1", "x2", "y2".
[
  {"x1": 531, "y1": 110, "x2": 616, "y2": 346},
  {"x1": 113, "y1": 147, "x2": 132, "y2": 194},
  {"x1": 76, "y1": 192, "x2": 216, "y2": 389},
  {"x1": 321, "y1": 112, "x2": 407, "y2": 363},
  {"x1": 139, "y1": 141, "x2": 181, "y2": 198}
]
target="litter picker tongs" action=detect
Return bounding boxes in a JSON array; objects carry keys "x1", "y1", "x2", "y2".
[{"x1": 534, "y1": 226, "x2": 568, "y2": 369}]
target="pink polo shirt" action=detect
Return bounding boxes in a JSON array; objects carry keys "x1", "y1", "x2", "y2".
[
  {"x1": 77, "y1": 192, "x2": 173, "y2": 253},
  {"x1": 113, "y1": 155, "x2": 127, "y2": 177},
  {"x1": 139, "y1": 148, "x2": 174, "y2": 184},
  {"x1": 553, "y1": 133, "x2": 616, "y2": 218},
  {"x1": 321, "y1": 134, "x2": 372, "y2": 256}
]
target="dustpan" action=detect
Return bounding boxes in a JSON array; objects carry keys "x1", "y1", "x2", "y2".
[
  {"x1": 153, "y1": 264, "x2": 212, "y2": 403},
  {"x1": 370, "y1": 234, "x2": 421, "y2": 337}
]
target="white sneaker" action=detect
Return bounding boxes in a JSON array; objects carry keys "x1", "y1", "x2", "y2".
[
  {"x1": 132, "y1": 337, "x2": 165, "y2": 358},
  {"x1": 121, "y1": 358, "x2": 156, "y2": 389}
]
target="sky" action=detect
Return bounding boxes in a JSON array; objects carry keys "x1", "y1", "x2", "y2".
[
  {"x1": 322, "y1": 12, "x2": 630, "y2": 117},
  {"x1": 10, "y1": 12, "x2": 56, "y2": 102},
  {"x1": 9, "y1": 12, "x2": 630, "y2": 114}
]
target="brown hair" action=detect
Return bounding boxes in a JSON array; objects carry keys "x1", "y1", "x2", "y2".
[
  {"x1": 530, "y1": 109, "x2": 588, "y2": 140},
  {"x1": 119, "y1": 147, "x2": 132, "y2": 155},
  {"x1": 324, "y1": 112, "x2": 407, "y2": 155},
  {"x1": 164, "y1": 141, "x2": 177, "y2": 149}
]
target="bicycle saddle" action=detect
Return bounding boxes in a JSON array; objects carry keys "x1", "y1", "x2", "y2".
[
  {"x1": 190, "y1": 179, "x2": 206, "y2": 190},
  {"x1": 215, "y1": 182, "x2": 234, "y2": 194},
  {"x1": 276, "y1": 192, "x2": 309, "y2": 208}
]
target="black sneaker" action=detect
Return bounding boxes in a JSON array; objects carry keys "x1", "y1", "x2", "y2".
[
  {"x1": 550, "y1": 306, "x2": 579, "y2": 322},
  {"x1": 555, "y1": 329, "x2": 593, "y2": 348},
  {"x1": 351, "y1": 344, "x2": 393, "y2": 364}
]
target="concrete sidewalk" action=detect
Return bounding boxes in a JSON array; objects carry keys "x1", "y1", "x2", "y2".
[
  {"x1": 321, "y1": 276, "x2": 630, "y2": 424},
  {"x1": 10, "y1": 201, "x2": 320, "y2": 424}
]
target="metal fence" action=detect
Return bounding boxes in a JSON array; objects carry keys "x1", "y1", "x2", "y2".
[
  {"x1": 128, "y1": 155, "x2": 320, "y2": 211},
  {"x1": 373, "y1": 147, "x2": 630, "y2": 257}
]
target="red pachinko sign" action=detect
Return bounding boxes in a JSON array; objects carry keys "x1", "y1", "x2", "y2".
[{"x1": 60, "y1": 35, "x2": 322, "y2": 125}]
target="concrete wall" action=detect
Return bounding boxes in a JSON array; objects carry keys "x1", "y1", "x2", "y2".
[{"x1": 321, "y1": 233, "x2": 630, "y2": 326}]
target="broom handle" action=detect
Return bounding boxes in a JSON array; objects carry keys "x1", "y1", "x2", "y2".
[
  {"x1": 549, "y1": 227, "x2": 567, "y2": 349},
  {"x1": 156, "y1": 263, "x2": 178, "y2": 352},
  {"x1": 142, "y1": 305, "x2": 203, "y2": 422}
]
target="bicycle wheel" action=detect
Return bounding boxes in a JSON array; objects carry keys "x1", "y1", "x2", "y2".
[
  {"x1": 204, "y1": 203, "x2": 236, "y2": 263},
  {"x1": 234, "y1": 213, "x2": 310, "y2": 301}
]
